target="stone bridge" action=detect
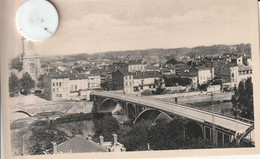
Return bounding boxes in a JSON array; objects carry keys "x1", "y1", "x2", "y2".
[{"x1": 91, "y1": 91, "x2": 255, "y2": 146}]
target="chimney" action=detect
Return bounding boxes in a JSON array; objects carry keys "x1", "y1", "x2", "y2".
[
  {"x1": 99, "y1": 135, "x2": 104, "y2": 146},
  {"x1": 52, "y1": 142, "x2": 57, "y2": 154},
  {"x1": 112, "y1": 133, "x2": 117, "y2": 146}
]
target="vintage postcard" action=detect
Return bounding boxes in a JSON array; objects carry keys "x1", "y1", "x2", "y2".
[{"x1": 1, "y1": 0, "x2": 260, "y2": 159}]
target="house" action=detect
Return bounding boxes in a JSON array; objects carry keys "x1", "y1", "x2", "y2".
[
  {"x1": 43, "y1": 73, "x2": 70, "y2": 101},
  {"x1": 43, "y1": 71, "x2": 101, "y2": 101},
  {"x1": 213, "y1": 58, "x2": 252, "y2": 88},
  {"x1": 52, "y1": 134, "x2": 125, "y2": 154},
  {"x1": 197, "y1": 67, "x2": 214, "y2": 85},
  {"x1": 111, "y1": 70, "x2": 134, "y2": 94},
  {"x1": 230, "y1": 65, "x2": 252, "y2": 88},
  {"x1": 133, "y1": 72, "x2": 162, "y2": 92},
  {"x1": 128, "y1": 60, "x2": 147, "y2": 73}
]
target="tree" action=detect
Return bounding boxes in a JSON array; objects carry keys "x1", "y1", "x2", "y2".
[
  {"x1": 118, "y1": 120, "x2": 152, "y2": 151},
  {"x1": 94, "y1": 116, "x2": 120, "y2": 142},
  {"x1": 28, "y1": 128, "x2": 68, "y2": 155},
  {"x1": 100, "y1": 81, "x2": 109, "y2": 91},
  {"x1": 231, "y1": 78, "x2": 254, "y2": 120},
  {"x1": 9, "y1": 73, "x2": 19, "y2": 96},
  {"x1": 36, "y1": 74, "x2": 44, "y2": 89},
  {"x1": 164, "y1": 77, "x2": 192, "y2": 87},
  {"x1": 166, "y1": 58, "x2": 178, "y2": 65},
  {"x1": 117, "y1": 117, "x2": 216, "y2": 151},
  {"x1": 19, "y1": 72, "x2": 35, "y2": 95}
]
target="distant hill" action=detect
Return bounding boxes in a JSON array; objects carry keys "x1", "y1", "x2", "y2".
[
  {"x1": 46, "y1": 43, "x2": 250, "y2": 62},
  {"x1": 11, "y1": 43, "x2": 251, "y2": 71}
]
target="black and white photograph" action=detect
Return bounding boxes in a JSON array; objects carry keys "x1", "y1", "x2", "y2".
[{"x1": 2, "y1": 0, "x2": 260, "y2": 158}]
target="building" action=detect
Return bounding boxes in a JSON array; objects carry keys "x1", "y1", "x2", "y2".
[
  {"x1": 43, "y1": 73, "x2": 70, "y2": 101},
  {"x1": 88, "y1": 74, "x2": 101, "y2": 89},
  {"x1": 128, "y1": 60, "x2": 147, "y2": 73},
  {"x1": 133, "y1": 72, "x2": 162, "y2": 92},
  {"x1": 111, "y1": 70, "x2": 134, "y2": 94},
  {"x1": 52, "y1": 134, "x2": 125, "y2": 154},
  {"x1": 197, "y1": 67, "x2": 214, "y2": 85},
  {"x1": 213, "y1": 58, "x2": 252, "y2": 88},
  {"x1": 43, "y1": 72, "x2": 101, "y2": 101},
  {"x1": 230, "y1": 65, "x2": 252, "y2": 88},
  {"x1": 21, "y1": 38, "x2": 41, "y2": 83}
]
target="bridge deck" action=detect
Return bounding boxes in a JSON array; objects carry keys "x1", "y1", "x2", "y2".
[{"x1": 92, "y1": 91, "x2": 254, "y2": 142}]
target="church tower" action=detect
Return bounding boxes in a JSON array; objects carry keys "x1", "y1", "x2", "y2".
[{"x1": 22, "y1": 38, "x2": 41, "y2": 83}]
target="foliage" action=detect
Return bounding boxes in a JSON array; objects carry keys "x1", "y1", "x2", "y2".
[
  {"x1": 9, "y1": 73, "x2": 19, "y2": 96},
  {"x1": 28, "y1": 128, "x2": 68, "y2": 155},
  {"x1": 166, "y1": 58, "x2": 178, "y2": 65},
  {"x1": 118, "y1": 121, "x2": 152, "y2": 151},
  {"x1": 141, "y1": 90, "x2": 153, "y2": 96},
  {"x1": 118, "y1": 117, "x2": 216, "y2": 151},
  {"x1": 11, "y1": 56, "x2": 23, "y2": 71},
  {"x1": 93, "y1": 116, "x2": 120, "y2": 142},
  {"x1": 36, "y1": 74, "x2": 44, "y2": 89},
  {"x1": 164, "y1": 77, "x2": 192, "y2": 87},
  {"x1": 231, "y1": 78, "x2": 254, "y2": 120},
  {"x1": 100, "y1": 81, "x2": 110, "y2": 91},
  {"x1": 152, "y1": 86, "x2": 166, "y2": 95},
  {"x1": 19, "y1": 72, "x2": 35, "y2": 95},
  {"x1": 211, "y1": 79, "x2": 222, "y2": 86}
]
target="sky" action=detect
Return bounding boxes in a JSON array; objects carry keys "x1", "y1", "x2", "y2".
[{"x1": 13, "y1": 0, "x2": 257, "y2": 56}]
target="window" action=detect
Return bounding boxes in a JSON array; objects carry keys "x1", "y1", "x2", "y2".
[
  {"x1": 75, "y1": 85, "x2": 77, "y2": 90},
  {"x1": 60, "y1": 94, "x2": 62, "y2": 97},
  {"x1": 59, "y1": 82, "x2": 61, "y2": 87},
  {"x1": 57, "y1": 88, "x2": 59, "y2": 92},
  {"x1": 56, "y1": 82, "x2": 58, "y2": 86},
  {"x1": 126, "y1": 82, "x2": 128, "y2": 86},
  {"x1": 53, "y1": 88, "x2": 55, "y2": 92},
  {"x1": 56, "y1": 94, "x2": 59, "y2": 97},
  {"x1": 53, "y1": 83, "x2": 55, "y2": 86}
]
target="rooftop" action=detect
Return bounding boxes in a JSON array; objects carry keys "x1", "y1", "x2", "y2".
[{"x1": 56, "y1": 136, "x2": 107, "y2": 153}]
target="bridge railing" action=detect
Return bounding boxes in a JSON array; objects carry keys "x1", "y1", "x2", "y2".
[{"x1": 154, "y1": 98, "x2": 254, "y2": 125}]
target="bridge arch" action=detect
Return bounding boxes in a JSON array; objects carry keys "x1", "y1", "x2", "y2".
[
  {"x1": 185, "y1": 121, "x2": 203, "y2": 138},
  {"x1": 133, "y1": 108, "x2": 172, "y2": 124},
  {"x1": 99, "y1": 98, "x2": 126, "y2": 114}
]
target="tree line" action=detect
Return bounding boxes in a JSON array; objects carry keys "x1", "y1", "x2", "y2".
[{"x1": 9, "y1": 72, "x2": 36, "y2": 96}]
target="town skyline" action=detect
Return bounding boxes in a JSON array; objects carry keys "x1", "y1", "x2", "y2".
[{"x1": 10, "y1": 0, "x2": 255, "y2": 57}]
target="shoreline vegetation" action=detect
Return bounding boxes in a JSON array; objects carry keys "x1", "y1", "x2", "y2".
[{"x1": 11, "y1": 111, "x2": 253, "y2": 156}]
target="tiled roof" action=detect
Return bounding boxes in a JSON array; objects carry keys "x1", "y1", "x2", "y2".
[{"x1": 56, "y1": 136, "x2": 107, "y2": 153}]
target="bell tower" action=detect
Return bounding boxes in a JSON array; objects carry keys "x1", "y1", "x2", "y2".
[{"x1": 22, "y1": 38, "x2": 41, "y2": 82}]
